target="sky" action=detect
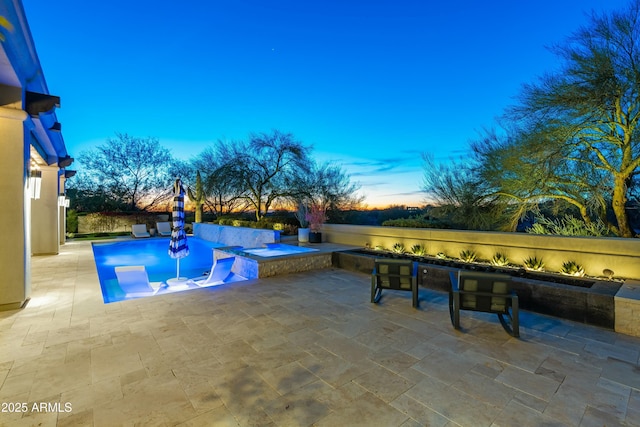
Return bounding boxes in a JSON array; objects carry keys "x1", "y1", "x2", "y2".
[{"x1": 23, "y1": 0, "x2": 630, "y2": 208}]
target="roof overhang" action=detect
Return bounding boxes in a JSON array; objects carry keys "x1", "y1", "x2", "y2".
[{"x1": 0, "y1": 0, "x2": 72, "y2": 170}]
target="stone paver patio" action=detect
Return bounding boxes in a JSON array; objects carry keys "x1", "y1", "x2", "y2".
[{"x1": 1, "y1": 240, "x2": 639, "y2": 426}]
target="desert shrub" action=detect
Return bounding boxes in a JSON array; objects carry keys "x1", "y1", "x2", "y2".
[
  {"x1": 411, "y1": 244, "x2": 427, "y2": 256},
  {"x1": 232, "y1": 219, "x2": 252, "y2": 228},
  {"x1": 382, "y1": 215, "x2": 450, "y2": 228},
  {"x1": 279, "y1": 224, "x2": 297, "y2": 235},
  {"x1": 523, "y1": 256, "x2": 545, "y2": 271},
  {"x1": 527, "y1": 215, "x2": 612, "y2": 237},
  {"x1": 491, "y1": 253, "x2": 509, "y2": 266},
  {"x1": 392, "y1": 243, "x2": 406, "y2": 254},
  {"x1": 560, "y1": 261, "x2": 585, "y2": 277},
  {"x1": 66, "y1": 209, "x2": 79, "y2": 233},
  {"x1": 459, "y1": 249, "x2": 477, "y2": 262}
]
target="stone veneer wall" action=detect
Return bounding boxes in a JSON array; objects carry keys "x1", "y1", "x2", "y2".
[
  {"x1": 193, "y1": 223, "x2": 280, "y2": 248},
  {"x1": 322, "y1": 224, "x2": 640, "y2": 280},
  {"x1": 615, "y1": 280, "x2": 640, "y2": 337},
  {"x1": 213, "y1": 248, "x2": 332, "y2": 279}
]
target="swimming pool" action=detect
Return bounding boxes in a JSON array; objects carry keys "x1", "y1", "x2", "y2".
[{"x1": 92, "y1": 238, "x2": 226, "y2": 303}]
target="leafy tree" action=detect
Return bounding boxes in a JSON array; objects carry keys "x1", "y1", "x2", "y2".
[
  {"x1": 421, "y1": 154, "x2": 507, "y2": 230},
  {"x1": 76, "y1": 133, "x2": 173, "y2": 211},
  {"x1": 472, "y1": 1, "x2": 640, "y2": 237},
  {"x1": 66, "y1": 186, "x2": 127, "y2": 212},
  {"x1": 471, "y1": 129, "x2": 607, "y2": 229}
]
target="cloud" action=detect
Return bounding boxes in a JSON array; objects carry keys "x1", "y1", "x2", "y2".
[
  {"x1": 380, "y1": 190, "x2": 425, "y2": 197},
  {"x1": 356, "y1": 181, "x2": 389, "y2": 187},
  {"x1": 344, "y1": 155, "x2": 421, "y2": 176}
]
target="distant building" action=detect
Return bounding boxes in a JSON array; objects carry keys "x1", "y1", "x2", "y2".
[{"x1": 0, "y1": 0, "x2": 72, "y2": 310}]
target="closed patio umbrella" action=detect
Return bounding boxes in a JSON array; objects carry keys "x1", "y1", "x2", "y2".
[{"x1": 167, "y1": 177, "x2": 189, "y2": 286}]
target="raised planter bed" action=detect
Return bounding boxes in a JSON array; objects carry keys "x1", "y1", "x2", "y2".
[{"x1": 332, "y1": 249, "x2": 622, "y2": 329}]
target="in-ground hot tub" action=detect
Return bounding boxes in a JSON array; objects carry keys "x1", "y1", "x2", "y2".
[
  {"x1": 214, "y1": 243, "x2": 332, "y2": 279},
  {"x1": 242, "y1": 243, "x2": 318, "y2": 257}
]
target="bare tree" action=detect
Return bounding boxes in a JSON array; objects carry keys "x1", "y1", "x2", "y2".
[
  {"x1": 222, "y1": 130, "x2": 310, "y2": 220},
  {"x1": 290, "y1": 160, "x2": 363, "y2": 212},
  {"x1": 192, "y1": 145, "x2": 248, "y2": 216},
  {"x1": 77, "y1": 133, "x2": 173, "y2": 211}
]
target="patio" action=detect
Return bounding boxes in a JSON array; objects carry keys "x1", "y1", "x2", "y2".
[{"x1": 1, "y1": 240, "x2": 639, "y2": 426}]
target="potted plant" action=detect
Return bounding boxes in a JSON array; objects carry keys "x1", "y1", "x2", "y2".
[
  {"x1": 305, "y1": 204, "x2": 327, "y2": 243},
  {"x1": 295, "y1": 203, "x2": 310, "y2": 242}
]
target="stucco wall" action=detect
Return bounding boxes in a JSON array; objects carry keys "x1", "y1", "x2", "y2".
[
  {"x1": 322, "y1": 224, "x2": 640, "y2": 280},
  {"x1": 77, "y1": 214, "x2": 170, "y2": 233}
]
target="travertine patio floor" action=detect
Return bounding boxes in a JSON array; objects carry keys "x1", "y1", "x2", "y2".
[{"x1": 1, "y1": 240, "x2": 639, "y2": 426}]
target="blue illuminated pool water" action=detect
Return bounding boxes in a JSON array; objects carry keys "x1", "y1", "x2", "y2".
[
  {"x1": 92, "y1": 238, "x2": 223, "y2": 303},
  {"x1": 243, "y1": 244, "x2": 318, "y2": 257}
]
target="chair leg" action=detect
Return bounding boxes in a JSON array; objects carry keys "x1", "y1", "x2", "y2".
[
  {"x1": 371, "y1": 278, "x2": 381, "y2": 303},
  {"x1": 512, "y1": 295, "x2": 519, "y2": 337},
  {"x1": 497, "y1": 313, "x2": 515, "y2": 336},
  {"x1": 497, "y1": 296, "x2": 519, "y2": 338},
  {"x1": 449, "y1": 291, "x2": 461, "y2": 329}
]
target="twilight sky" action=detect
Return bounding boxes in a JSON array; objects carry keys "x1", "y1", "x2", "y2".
[{"x1": 24, "y1": 0, "x2": 628, "y2": 208}]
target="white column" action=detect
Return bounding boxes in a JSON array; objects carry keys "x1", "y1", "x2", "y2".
[
  {"x1": 0, "y1": 105, "x2": 29, "y2": 310},
  {"x1": 59, "y1": 174, "x2": 66, "y2": 245},
  {"x1": 31, "y1": 165, "x2": 60, "y2": 255}
]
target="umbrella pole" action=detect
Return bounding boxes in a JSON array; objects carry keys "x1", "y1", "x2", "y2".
[{"x1": 167, "y1": 257, "x2": 188, "y2": 288}]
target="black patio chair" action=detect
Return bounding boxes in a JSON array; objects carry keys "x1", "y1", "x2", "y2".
[
  {"x1": 449, "y1": 270, "x2": 519, "y2": 337},
  {"x1": 371, "y1": 258, "x2": 419, "y2": 308}
]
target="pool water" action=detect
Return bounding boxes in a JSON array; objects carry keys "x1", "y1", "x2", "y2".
[
  {"x1": 243, "y1": 243, "x2": 318, "y2": 257},
  {"x1": 92, "y1": 238, "x2": 224, "y2": 303}
]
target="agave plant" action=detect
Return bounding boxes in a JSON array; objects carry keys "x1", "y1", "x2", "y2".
[
  {"x1": 491, "y1": 252, "x2": 509, "y2": 267},
  {"x1": 459, "y1": 249, "x2": 477, "y2": 263},
  {"x1": 411, "y1": 244, "x2": 427, "y2": 256},
  {"x1": 523, "y1": 256, "x2": 545, "y2": 271},
  {"x1": 436, "y1": 252, "x2": 448, "y2": 259},
  {"x1": 391, "y1": 242, "x2": 406, "y2": 254},
  {"x1": 560, "y1": 261, "x2": 585, "y2": 277}
]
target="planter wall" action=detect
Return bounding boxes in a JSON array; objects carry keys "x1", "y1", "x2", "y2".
[
  {"x1": 323, "y1": 223, "x2": 640, "y2": 280},
  {"x1": 332, "y1": 250, "x2": 621, "y2": 329}
]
